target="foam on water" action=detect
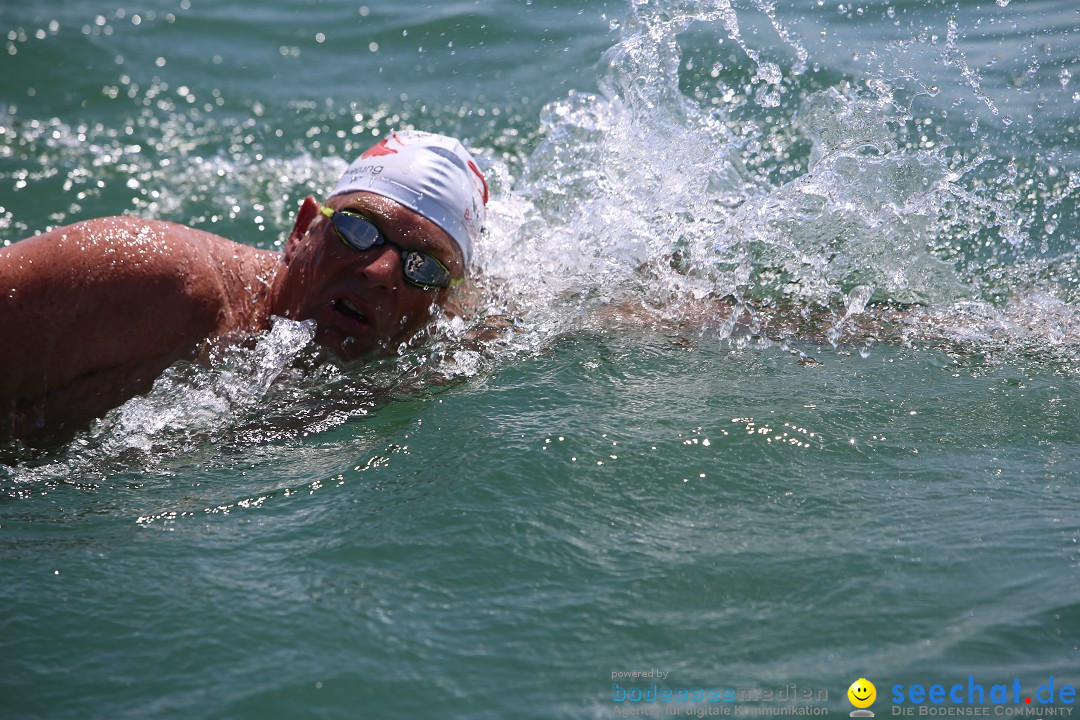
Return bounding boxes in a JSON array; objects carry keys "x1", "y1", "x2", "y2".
[
  {"x1": 0, "y1": 318, "x2": 320, "y2": 492},
  {"x1": 98, "y1": 317, "x2": 316, "y2": 450},
  {"x1": 476, "y1": 0, "x2": 1080, "y2": 367}
]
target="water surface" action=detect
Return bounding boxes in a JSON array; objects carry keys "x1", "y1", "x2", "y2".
[{"x1": 1, "y1": 0, "x2": 1078, "y2": 717}]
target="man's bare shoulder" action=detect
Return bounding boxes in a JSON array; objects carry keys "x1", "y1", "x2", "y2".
[
  {"x1": 0, "y1": 216, "x2": 279, "y2": 440},
  {"x1": 1, "y1": 215, "x2": 277, "y2": 311},
  {"x1": 2, "y1": 215, "x2": 240, "y2": 278}
]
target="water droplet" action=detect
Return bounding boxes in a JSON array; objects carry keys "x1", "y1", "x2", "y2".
[{"x1": 995, "y1": 0, "x2": 1010, "y2": 6}]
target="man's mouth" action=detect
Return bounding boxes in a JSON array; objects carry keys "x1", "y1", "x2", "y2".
[{"x1": 333, "y1": 298, "x2": 368, "y2": 325}]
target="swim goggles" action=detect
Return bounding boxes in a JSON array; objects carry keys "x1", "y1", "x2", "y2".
[{"x1": 319, "y1": 204, "x2": 462, "y2": 290}]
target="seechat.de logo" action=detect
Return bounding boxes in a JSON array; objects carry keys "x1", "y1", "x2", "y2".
[{"x1": 849, "y1": 678, "x2": 877, "y2": 717}]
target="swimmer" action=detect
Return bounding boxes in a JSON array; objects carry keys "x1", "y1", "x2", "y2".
[{"x1": 0, "y1": 130, "x2": 488, "y2": 443}]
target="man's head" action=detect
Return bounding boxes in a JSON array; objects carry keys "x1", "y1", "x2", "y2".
[
  {"x1": 331, "y1": 130, "x2": 488, "y2": 266},
  {"x1": 272, "y1": 131, "x2": 487, "y2": 361}
]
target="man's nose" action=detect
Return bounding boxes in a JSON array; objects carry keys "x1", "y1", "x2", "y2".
[{"x1": 356, "y1": 245, "x2": 401, "y2": 290}]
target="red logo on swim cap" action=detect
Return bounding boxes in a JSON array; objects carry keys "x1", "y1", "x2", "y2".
[
  {"x1": 468, "y1": 160, "x2": 489, "y2": 205},
  {"x1": 361, "y1": 138, "x2": 399, "y2": 158}
]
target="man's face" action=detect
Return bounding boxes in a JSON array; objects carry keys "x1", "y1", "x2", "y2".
[{"x1": 276, "y1": 192, "x2": 465, "y2": 361}]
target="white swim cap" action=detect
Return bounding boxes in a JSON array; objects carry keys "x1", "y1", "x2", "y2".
[{"x1": 329, "y1": 130, "x2": 488, "y2": 266}]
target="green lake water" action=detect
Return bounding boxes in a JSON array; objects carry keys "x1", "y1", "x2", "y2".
[{"x1": 1, "y1": 0, "x2": 1078, "y2": 717}]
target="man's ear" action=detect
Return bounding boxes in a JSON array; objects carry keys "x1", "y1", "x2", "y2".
[{"x1": 284, "y1": 195, "x2": 322, "y2": 262}]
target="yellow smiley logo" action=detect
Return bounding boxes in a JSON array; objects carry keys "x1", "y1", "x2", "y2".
[{"x1": 848, "y1": 678, "x2": 876, "y2": 711}]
